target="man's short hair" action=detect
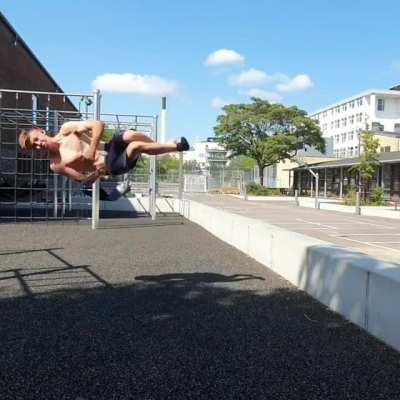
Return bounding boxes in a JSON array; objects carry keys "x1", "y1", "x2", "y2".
[{"x1": 18, "y1": 127, "x2": 40, "y2": 150}]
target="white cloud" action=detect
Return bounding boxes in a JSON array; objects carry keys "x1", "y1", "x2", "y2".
[
  {"x1": 246, "y1": 89, "x2": 282, "y2": 103},
  {"x1": 229, "y1": 68, "x2": 270, "y2": 87},
  {"x1": 204, "y1": 49, "x2": 245, "y2": 67},
  {"x1": 229, "y1": 69, "x2": 290, "y2": 87},
  {"x1": 92, "y1": 73, "x2": 178, "y2": 96},
  {"x1": 211, "y1": 97, "x2": 231, "y2": 109},
  {"x1": 276, "y1": 74, "x2": 313, "y2": 92}
]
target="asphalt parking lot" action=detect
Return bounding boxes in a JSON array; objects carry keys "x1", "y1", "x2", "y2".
[{"x1": 187, "y1": 194, "x2": 400, "y2": 264}]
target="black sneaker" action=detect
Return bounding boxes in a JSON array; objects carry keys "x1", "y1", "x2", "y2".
[{"x1": 176, "y1": 137, "x2": 190, "y2": 152}]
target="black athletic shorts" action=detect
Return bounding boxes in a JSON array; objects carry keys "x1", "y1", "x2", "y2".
[{"x1": 104, "y1": 131, "x2": 138, "y2": 175}]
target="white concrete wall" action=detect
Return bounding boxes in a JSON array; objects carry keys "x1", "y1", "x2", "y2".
[{"x1": 174, "y1": 198, "x2": 400, "y2": 352}]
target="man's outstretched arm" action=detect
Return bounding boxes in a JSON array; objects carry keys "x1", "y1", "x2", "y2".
[{"x1": 50, "y1": 163, "x2": 100, "y2": 184}]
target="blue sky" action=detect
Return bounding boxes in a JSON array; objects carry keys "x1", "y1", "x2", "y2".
[{"x1": 2, "y1": 0, "x2": 400, "y2": 142}]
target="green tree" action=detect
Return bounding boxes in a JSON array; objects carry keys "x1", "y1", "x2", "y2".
[
  {"x1": 158, "y1": 155, "x2": 180, "y2": 175},
  {"x1": 184, "y1": 160, "x2": 202, "y2": 172},
  {"x1": 229, "y1": 155, "x2": 257, "y2": 171},
  {"x1": 352, "y1": 131, "x2": 380, "y2": 200},
  {"x1": 214, "y1": 98, "x2": 325, "y2": 185}
]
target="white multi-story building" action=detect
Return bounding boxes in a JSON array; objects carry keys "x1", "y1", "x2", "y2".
[
  {"x1": 183, "y1": 137, "x2": 228, "y2": 169},
  {"x1": 311, "y1": 88, "x2": 400, "y2": 158}
]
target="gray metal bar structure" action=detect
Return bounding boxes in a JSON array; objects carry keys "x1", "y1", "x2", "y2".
[
  {"x1": 149, "y1": 116, "x2": 158, "y2": 220},
  {"x1": 0, "y1": 88, "x2": 95, "y2": 222},
  {"x1": 91, "y1": 90, "x2": 101, "y2": 230}
]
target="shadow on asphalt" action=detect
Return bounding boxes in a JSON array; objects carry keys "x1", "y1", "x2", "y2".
[
  {"x1": 135, "y1": 272, "x2": 266, "y2": 283},
  {"x1": 1, "y1": 273, "x2": 400, "y2": 399}
]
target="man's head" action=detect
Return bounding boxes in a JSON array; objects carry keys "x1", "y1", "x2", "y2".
[{"x1": 19, "y1": 128, "x2": 51, "y2": 151}]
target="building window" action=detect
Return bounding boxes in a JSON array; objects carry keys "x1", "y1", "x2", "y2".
[
  {"x1": 349, "y1": 115, "x2": 354, "y2": 124},
  {"x1": 334, "y1": 149, "x2": 339, "y2": 158},
  {"x1": 377, "y1": 98, "x2": 385, "y2": 111},
  {"x1": 342, "y1": 117, "x2": 347, "y2": 127},
  {"x1": 355, "y1": 146, "x2": 359, "y2": 155},
  {"x1": 341, "y1": 132, "x2": 347, "y2": 142},
  {"x1": 350, "y1": 101, "x2": 355, "y2": 108},
  {"x1": 331, "y1": 121, "x2": 334, "y2": 129},
  {"x1": 340, "y1": 148, "x2": 346, "y2": 158},
  {"x1": 380, "y1": 146, "x2": 391, "y2": 153},
  {"x1": 356, "y1": 113, "x2": 362, "y2": 122},
  {"x1": 342, "y1": 104, "x2": 347, "y2": 112},
  {"x1": 323, "y1": 111, "x2": 327, "y2": 118},
  {"x1": 335, "y1": 134, "x2": 340, "y2": 143},
  {"x1": 348, "y1": 147, "x2": 354, "y2": 157},
  {"x1": 357, "y1": 98, "x2": 363, "y2": 106},
  {"x1": 348, "y1": 131, "x2": 354, "y2": 140},
  {"x1": 335, "y1": 120, "x2": 340, "y2": 128}
]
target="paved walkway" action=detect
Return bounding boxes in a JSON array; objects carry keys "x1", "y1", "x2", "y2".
[
  {"x1": 1, "y1": 218, "x2": 400, "y2": 399},
  {"x1": 187, "y1": 194, "x2": 400, "y2": 264},
  {"x1": 240, "y1": 194, "x2": 400, "y2": 220}
]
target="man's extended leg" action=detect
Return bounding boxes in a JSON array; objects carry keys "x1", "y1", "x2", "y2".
[
  {"x1": 122, "y1": 130, "x2": 155, "y2": 144},
  {"x1": 125, "y1": 139, "x2": 186, "y2": 161}
]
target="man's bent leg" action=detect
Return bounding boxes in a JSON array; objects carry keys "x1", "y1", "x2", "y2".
[
  {"x1": 126, "y1": 141, "x2": 179, "y2": 161},
  {"x1": 122, "y1": 130, "x2": 155, "y2": 144}
]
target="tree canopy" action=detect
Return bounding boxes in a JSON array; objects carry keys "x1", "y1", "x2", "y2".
[{"x1": 214, "y1": 98, "x2": 325, "y2": 184}]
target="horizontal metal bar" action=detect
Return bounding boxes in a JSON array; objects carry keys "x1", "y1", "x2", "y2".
[
  {"x1": 0, "y1": 89, "x2": 94, "y2": 97},
  {"x1": 101, "y1": 113, "x2": 155, "y2": 119}
]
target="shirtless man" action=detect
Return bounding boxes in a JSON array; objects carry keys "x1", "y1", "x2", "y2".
[{"x1": 18, "y1": 120, "x2": 189, "y2": 185}]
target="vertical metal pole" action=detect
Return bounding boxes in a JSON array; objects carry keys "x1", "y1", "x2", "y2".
[
  {"x1": 178, "y1": 152, "x2": 183, "y2": 200},
  {"x1": 149, "y1": 116, "x2": 158, "y2": 220},
  {"x1": 160, "y1": 97, "x2": 167, "y2": 143},
  {"x1": 61, "y1": 176, "x2": 66, "y2": 217},
  {"x1": 339, "y1": 167, "x2": 343, "y2": 198},
  {"x1": 310, "y1": 172, "x2": 313, "y2": 197},
  {"x1": 91, "y1": 90, "x2": 101, "y2": 230},
  {"x1": 68, "y1": 179, "x2": 72, "y2": 212},
  {"x1": 324, "y1": 168, "x2": 327, "y2": 198},
  {"x1": 295, "y1": 189, "x2": 299, "y2": 206},
  {"x1": 315, "y1": 172, "x2": 319, "y2": 209},
  {"x1": 355, "y1": 191, "x2": 361, "y2": 215},
  {"x1": 298, "y1": 170, "x2": 302, "y2": 195},
  {"x1": 53, "y1": 111, "x2": 59, "y2": 218}
]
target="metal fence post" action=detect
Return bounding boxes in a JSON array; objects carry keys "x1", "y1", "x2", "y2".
[
  {"x1": 53, "y1": 111, "x2": 59, "y2": 218},
  {"x1": 295, "y1": 189, "x2": 299, "y2": 206},
  {"x1": 149, "y1": 115, "x2": 158, "y2": 220},
  {"x1": 355, "y1": 191, "x2": 361, "y2": 215},
  {"x1": 315, "y1": 172, "x2": 319, "y2": 209},
  {"x1": 178, "y1": 152, "x2": 183, "y2": 200},
  {"x1": 91, "y1": 89, "x2": 101, "y2": 230}
]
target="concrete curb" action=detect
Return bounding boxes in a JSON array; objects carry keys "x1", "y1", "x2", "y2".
[{"x1": 174, "y1": 198, "x2": 400, "y2": 352}]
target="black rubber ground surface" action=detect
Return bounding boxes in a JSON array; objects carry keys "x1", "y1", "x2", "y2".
[{"x1": 1, "y1": 217, "x2": 400, "y2": 400}]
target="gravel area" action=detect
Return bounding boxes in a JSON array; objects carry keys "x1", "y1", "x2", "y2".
[{"x1": 1, "y1": 217, "x2": 400, "y2": 399}]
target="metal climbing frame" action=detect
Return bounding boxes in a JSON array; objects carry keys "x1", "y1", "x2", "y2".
[
  {"x1": 0, "y1": 88, "x2": 159, "y2": 226},
  {"x1": 0, "y1": 88, "x2": 96, "y2": 222},
  {"x1": 91, "y1": 110, "x2": 158, "y2": 228}
]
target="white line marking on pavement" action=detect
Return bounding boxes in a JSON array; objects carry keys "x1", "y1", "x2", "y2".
[
  {"x1": 296, "y1": 218, "x2": 337, "y2": 230},
  {"x1": 334, "y1": 236, "x2": 400, "y2": 253},
  {"x1": 368, "y1": 241, "x2": 400, "y2": 244},
  {"x1": 331, "y1": 233, "x2": 400, "y2": 236}
]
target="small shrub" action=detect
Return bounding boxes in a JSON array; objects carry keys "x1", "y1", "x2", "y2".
[
  {"x1": 246, "y1": 183, "x2": 282, "y2": 196},
  {"x1": 344, "y1": 186, "x2": 357, "y2": 206},
  {"x1": 370, "y1": 187, "x2": 385, "y2": 206}
]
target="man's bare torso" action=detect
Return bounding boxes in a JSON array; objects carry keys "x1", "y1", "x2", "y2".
[{"x1": 51, "y1": 122, "x2": 107, "y2": 175}]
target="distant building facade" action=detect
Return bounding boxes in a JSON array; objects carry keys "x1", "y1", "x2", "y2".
[
  {"x1": 184, "y1": 137, "x2": 228, "y2": 170},
  {"x1": 311, "y1": 88, "x2": 400, "y2": 158}
]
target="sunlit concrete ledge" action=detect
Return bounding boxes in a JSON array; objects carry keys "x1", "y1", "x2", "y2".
[{"x1": 174, "y1": 198, "x2": 400, "y2": 353}]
